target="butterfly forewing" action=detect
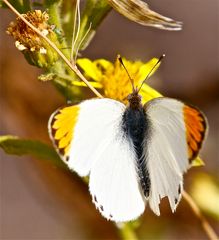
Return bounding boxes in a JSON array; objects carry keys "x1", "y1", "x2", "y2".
[
  {"x1": 48, "y1": 105, "x2": 80, "y2": 162},
  {"x1": 183, "y1": 105, "x2": 207, "y2": 161},
  {"x1": 49, "y1": 99, "x2": 126, "y2": 176},
  {"x1": 143, "y1": 97, "x2": 207, "y2": 215}
]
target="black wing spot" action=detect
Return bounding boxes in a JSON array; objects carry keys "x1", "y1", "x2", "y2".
[
  {"x1": 93, "y1": 195, "x2": 97, "y2": 203},
  {"x1": 178, "y1": 185, "x2": 181, "y2": 195},
  {"x1": 100, "y1": 205, "x2": 104, "y2": 211},
  {"x1": 92, "y1": 195, "x2": 104, "y2": 212},
  {"x1": 92, "y1": 195, "x2": 113, "y2": 219}
]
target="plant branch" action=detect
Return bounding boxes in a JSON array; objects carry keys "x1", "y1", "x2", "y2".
[
  {"x1": 3, "y1": 0, "x2": 103, "y2": 99},
  {"x1": 183, "y1": 191, "x2": 218, "y2": 240},
  {"x1": 46, "y1": 1, "x2": 71, "y2": 60},
  {"x1": 118, "y1": 223, "x2": 138, "y2": 240}
]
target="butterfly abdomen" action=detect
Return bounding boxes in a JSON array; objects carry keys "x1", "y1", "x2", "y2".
[{"x1": 122, "y1": 106, "x2": 151, "y2": 197}]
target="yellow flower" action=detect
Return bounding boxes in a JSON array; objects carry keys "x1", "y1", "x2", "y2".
[{"x1": 77, "y1": 57, "x2": 162, "y2": 104}]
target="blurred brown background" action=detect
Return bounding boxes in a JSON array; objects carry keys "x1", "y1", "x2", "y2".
[{"x1": 0, "y1": 0, "x2": 219, "y2": 239}]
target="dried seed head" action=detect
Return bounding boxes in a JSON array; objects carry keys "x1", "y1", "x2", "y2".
[
  {"x1": 6, "y1": 10, "x2": 60, "y2": 68},
  {"x1": 7, "y1": 10, "x2": 50, "y2": 52}
]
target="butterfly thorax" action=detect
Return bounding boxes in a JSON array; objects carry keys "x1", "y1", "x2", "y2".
[{"x1": 122, "y1": 95, "x2": 151, "y2": 197}]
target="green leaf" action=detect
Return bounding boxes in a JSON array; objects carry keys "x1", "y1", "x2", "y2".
[
  {"x1": 0, "y1": 135, "x2": 66, "y2": 169},
  {"x1": 1, "y1": 0, "x2": 31, "y2": 12},
  {"x1": 191, "y1": 156, "x2": 205, "y2": 167}
]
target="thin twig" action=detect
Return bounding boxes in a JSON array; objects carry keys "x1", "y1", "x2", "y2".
[
  {"x1": 74, "y1": 22, "x2": 92, "y2": 63},
  {"x1": 183, "y1": 191, "x2": 218, "y2": 240},
  {"x1": 71, "y1": 0, "x2": 80, "y2": 63},
  {"x1": 3, "y1": 0, "x2": 103, "y2": 99}
]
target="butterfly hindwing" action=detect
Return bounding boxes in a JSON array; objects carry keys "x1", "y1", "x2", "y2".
[
  {"x1": 89, "y1": 127, "x2": 146, "y2": 222},
  {"x1": 143, "y1": 97, "x2": 207, "y2": 215}
]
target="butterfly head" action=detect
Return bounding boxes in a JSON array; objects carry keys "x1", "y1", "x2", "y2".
[
  {"x1": 118, "y1": 54, "x2": 165, "y2": 109},
  {"x1": 127, "y1": 89, "x2": 142, "y2": 109}
]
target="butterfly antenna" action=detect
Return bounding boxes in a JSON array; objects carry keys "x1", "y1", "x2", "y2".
[
  {"x1": 137, "y1": 54, "x2": 165, "y2": 93},
  {"x1": 117, "y1": 55, "x2": 135, "y2": 92},
  {"x1": 70, "y1": 0, "x2": 81, "y2": 64}
]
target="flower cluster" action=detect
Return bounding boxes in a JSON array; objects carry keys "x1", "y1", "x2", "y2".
[{"x1": 7, "y1": 10, "x2": 59, "y2": 68}]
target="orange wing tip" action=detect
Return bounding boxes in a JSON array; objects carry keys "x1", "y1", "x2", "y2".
[
  {"x1": 49, "y1": 105, "x2": 80, "y2": 161},
  {"x1": 183, "y1": 105, "x2": 208, "y2": 161}
]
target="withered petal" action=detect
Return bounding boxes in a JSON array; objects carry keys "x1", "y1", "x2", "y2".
[{"x1": 107, "y1": 0, "x2": 182, "y2": 31}]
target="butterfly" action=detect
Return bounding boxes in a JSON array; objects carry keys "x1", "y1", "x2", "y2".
[{"x1": 48, "y1": 56, "x2": 208, "y2": 222}]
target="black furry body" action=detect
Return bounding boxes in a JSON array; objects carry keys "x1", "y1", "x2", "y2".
[{"x1": 122, "y1": 105, "x2": 151, "y2": 197}]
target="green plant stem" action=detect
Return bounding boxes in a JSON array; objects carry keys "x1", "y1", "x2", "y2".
[
  {"x1": 183, "y1": 191, "x2": 218, "y2": 240},
  {"x1": 46, "y1": 1, "x2": 71, "y2": 60},
  {"x1": 42, "y1": 1, "x2": 85, "y2": 98},
  {"x1": 47, "y1": 2, "x2": 62, "y2": 29},
  {"x1": 118, "y1": 223, "x2": 138, "y2": 240}
]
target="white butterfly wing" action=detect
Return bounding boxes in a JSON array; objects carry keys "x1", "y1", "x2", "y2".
[
  {"x1": 144, "y1": 97, "x2": 207, "y2": 215},
  {"x1": 89, "y1": 127, "x2": 145, "y2": 222},
  {"x1": 49, "y1": 98, "x2": 125, "y2": 176},
  {"x1": 49, "y1": 98, "x2": 145, "y2": 221},
  {"x1": 68, "y1": 99, "x2": 128, "y2": 177}
]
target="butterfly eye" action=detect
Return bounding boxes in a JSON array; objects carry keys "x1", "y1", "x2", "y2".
[{"x1": 127, "y1": 94, "x2": 133, "y2": 101}]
